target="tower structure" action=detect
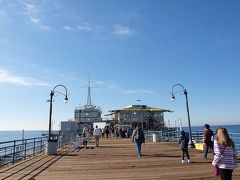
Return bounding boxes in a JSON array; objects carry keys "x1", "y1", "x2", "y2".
[{"x1": 74, "y1": 75, "x2": 102, "y2": 131}]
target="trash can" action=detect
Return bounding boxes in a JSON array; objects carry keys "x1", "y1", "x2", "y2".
[
  {"x1": 47, "y1": 139, "x2": 58, "y2": 155},
  {"x1": 153, "y1": 133, "x2": 159, "y2": 142}
]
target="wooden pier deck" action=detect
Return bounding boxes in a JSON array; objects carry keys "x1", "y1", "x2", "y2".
[{"x1": 0, "y1": 138, "x2": 239, "y2": 180}]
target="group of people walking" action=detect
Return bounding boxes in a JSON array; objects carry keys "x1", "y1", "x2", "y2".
[
  {"x1": 82, "y1": 125, "x2": 102, "y2": 148},
  {"x1": 82, "y1": 124, "x2": 238, "y2": 180},
  {"x1": 82, "y1": 125, "x2": 132, "y2": 148},
  {"x1": 178, "y1": 123, "x2": 214, "y2": 164},
  {"x1": 131, "y1": 123, "x2": 238, "y2": 180},
  {"x1": 178, "y1": 124, "x2": 238, "y2": 180}
]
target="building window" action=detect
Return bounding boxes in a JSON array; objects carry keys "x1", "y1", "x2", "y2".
[{"x1": 75, "y1": 111, "x2": 80, "y2": 118}]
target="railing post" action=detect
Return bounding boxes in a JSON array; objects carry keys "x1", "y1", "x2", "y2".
[
  {"x1": 40, "y1": 137, "x2": 43, "y2": 152},
  {"x1": 33, "y1": 138, "x2": 36, "y2": 155},
  {"x1": 58, "y1": 136, "x2": 61, "y2": 148},
  {"x1": 57, "y1": 136, "x2": 59, "y2": 148},
  {"x1": 24, "y1": 139, "x2": 27, "y2": 159},
  {"x1": 13, "y1": 141, "x2": 16, "y2": 164}
]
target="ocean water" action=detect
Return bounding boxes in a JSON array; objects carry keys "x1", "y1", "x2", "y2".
[
  {"x1": 182, "y1": 124, "x2": 240, "y2": 152},
  {"x1": 0, "y1": 130, "x2": 43, "y2": 142},
  {"x1": 182, "y1": 124, "x2": 240, "y2": 133}
]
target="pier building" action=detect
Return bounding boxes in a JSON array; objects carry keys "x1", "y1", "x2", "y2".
[
  {"x1": 107, "y1": 105, "x2": 172, "y2": 130},
  {"x1": 60, "y1": 76, "x2": 102, "y2": 134},
  {"x1": 74, "y1": 77, "x2": 102, "y2": 131}
]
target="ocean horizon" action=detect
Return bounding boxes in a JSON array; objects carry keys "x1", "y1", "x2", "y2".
[
  {"x1": 182, "y1": 124, "x2": 240, "y2": 133},
  {"x1": 0, "y1": 130, "x2": 44, "y2": 142},
  {"x1": 0, "y1": 124, "x2": 239, "y2": 142}
]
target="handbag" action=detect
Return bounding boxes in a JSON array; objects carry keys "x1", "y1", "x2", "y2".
[{"x1": 213, "y1": 147, "x2": 225, "y2": 176}]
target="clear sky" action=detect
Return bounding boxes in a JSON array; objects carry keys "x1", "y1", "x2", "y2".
[{"x1": 0, "y1": 0, "x2": 240, "y2": 130}]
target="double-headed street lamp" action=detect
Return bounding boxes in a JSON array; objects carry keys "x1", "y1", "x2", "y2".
[
  {"x1": 48, "y1": 84, "x2": 68, "y2": 142},
  {"x1": 171, "y1": 84, "x2": 195, "y2": 148}
]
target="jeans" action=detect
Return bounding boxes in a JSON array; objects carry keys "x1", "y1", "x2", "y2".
[
  {"x1": 204, "y1": 144, "x2": 214, "y2": 158},
  {"x1": 136, "y1": 143, "x2": 142, "y2": 156},
  {"x1": 95, "y1": 135, "x2": 100, "y2": 147},
  {"x1": 181, "y1": 148, "x2": 190, "y2": 160}
]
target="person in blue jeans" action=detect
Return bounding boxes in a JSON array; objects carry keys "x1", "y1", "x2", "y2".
[
  {"x1": 179, "y1": 130, "x2": 191, "y2": 163},
  {"x1": 132, "y1": 125, "x2": 145, "y2": 158}
]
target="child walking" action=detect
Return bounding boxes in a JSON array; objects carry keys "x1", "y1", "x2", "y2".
[{"x1": 179, "y1": 130, "x2": 191, "y2": 164}]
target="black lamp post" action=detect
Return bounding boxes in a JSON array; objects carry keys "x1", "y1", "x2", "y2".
[
  {"x1": 171, "y1": 84, "x2": 195, "y2": 148},
  {"x1": 48, "y1": 84, "x2": 68, "y2": 141}
]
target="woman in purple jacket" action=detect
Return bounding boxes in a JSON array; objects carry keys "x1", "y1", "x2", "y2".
[{"x1": 212, "y1": 128, "x2": 238, "y2": 180}]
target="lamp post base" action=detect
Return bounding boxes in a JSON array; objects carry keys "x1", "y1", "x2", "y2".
[
  {"x1": 47, "y1": 140, "x2": 58, "y2": 155},
  {"x1": 188, "y1": 140, "x2": 195, "y2": 148}
]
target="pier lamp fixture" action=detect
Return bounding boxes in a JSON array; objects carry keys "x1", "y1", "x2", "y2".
[
  {"x1": 48, "y1": 84, "x2": 68, "y2": 142},
  {"x1": 171, "y1": 84, "x2": 195, "y2": 148}
]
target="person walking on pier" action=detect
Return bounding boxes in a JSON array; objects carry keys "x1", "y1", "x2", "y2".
[
  {"x1": 82, "y1": 127, "x2": 91, "y2": 149},
  {"x1": 132, "y1": 124, "x2": 145, "y2": 158},
  {"x1": 212, "y1": 128, "x2": 238, "y2": 180},
  {"x1": 204, "y1": 124, "x2": 214, "y2": 159},
  {"x1": 93, "y1": 125, "x2": 101, "y2": 147},
  {"x1": 105, "y1": 126, "x2": 110, "y2": 138},
  {"x1": 179, "y1": 130, "x2": 191, "y2": 164}
]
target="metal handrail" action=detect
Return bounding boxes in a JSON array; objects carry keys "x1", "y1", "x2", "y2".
[
  {"x1": 144, "y1": 130, "x2": 240, "y2": 153},
  {"x1": 0, "y1": 133, "x2": 76, "y2": 167},
  {"x1": 0, "y1": 137, "x2": 47, "y2": 166}
]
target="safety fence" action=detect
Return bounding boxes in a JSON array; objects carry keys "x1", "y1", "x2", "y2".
[
  {"x1": 144, "y1": 130, "x2": 240, "y2": 153},
  {"x1": 1, "y1": 131, "x2": 239, "y2": 167},
  {"x1": 0, "y1": 137, "x2": 47, "y2": 166},
  {"x1": 0, "y1": 133, "x2": 75, "y2": 167}
]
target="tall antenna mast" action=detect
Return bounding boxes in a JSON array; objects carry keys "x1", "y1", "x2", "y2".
[
  {"x1": 87, "y1": 73, "x2": 92, "y2": 106},
  {"x1": 80, "y1": 73, "x2": 98, "y2": 107}
]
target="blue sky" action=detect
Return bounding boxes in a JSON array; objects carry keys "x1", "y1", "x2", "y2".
[{"x1": 0, "y1": 0, "x2": 240, "y2": 130}]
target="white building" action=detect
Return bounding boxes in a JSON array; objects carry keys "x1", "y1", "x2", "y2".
[
  {"x1": 74, "y1": 77, "x2": 102, "y2": 131},
  {"x1": 75, "y1": 105, "x2": 102, "y2": 130}
]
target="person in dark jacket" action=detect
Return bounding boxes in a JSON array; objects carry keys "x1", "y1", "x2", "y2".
[
  {"x1": 179, "y1": 130, "x2": 190, "y2": 163},
  {"x1": 203, "y1": 124, "x2": 214, "y2": 159},
  {"x1": 105, "y1": 126, "x2": 110, "y2": 138},
  {"x1": 132, "y1": 125, "x2": 145, "y2": 158}
]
